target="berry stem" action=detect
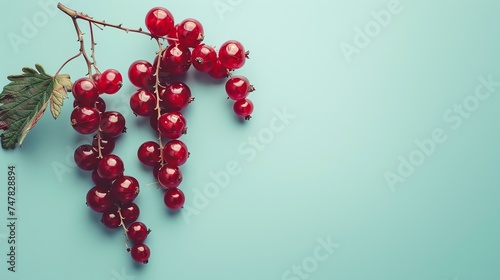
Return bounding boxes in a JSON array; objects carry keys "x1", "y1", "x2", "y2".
[
  {"x1": 117, "y1": 206, "x2": 131, "y2": 250},
  {"x1": 72, "y1": 18, "x2": 93, "y2": 77},
  {"x1": 54, "y1": 17, "x2": 93, "y2": 77},
  {"x1": 54, "y1": 3, "x2": 177, "y2": 77},
  {"x1": 88, "y1": 21, "x2": 100, "y2": 74},
  {"x1": 153, "y1": 38, "x2": 165, "y2": 166},
  {"x1": 96, "y1": 132, "x2": 104, "y2": 159},
  {"x1": 57, "y1": 3, "x2": 154, "y2": 37}
]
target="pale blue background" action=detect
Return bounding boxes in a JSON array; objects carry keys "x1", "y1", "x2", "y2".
[{"x1": 1, "y1": 0, "x2": 500, "y2": 279}]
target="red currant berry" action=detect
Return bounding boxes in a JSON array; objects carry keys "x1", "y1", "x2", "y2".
[
  {"x1": 157, "y1": 164, "x2": 182, "y2": 189},
  {"x1": 127, "y1": 222, "x2": 149, "y2": 243},
  {"x1": 121, "y1": 203, "x2": 140, "y2": 224},
  {"x1": 225, "y1": 76, "x2": 254, "y2": 100},
  {"x1": 177, "y1": 18, "x2": 204, "y2": 48},
  {"x1": 86, "y1": 186, "x2": 114, "y2": 213},
  {"x1": 130, "y1": 89, "x2": 157, "y2": 117},
  {"x1": 160, "y1": 82, "x2": 192, "y2": 111},
  {"x1": 167, "y1": 24, "x2": 179, "y2": 45},
  {"x1": 97, "y1": 69, "x2": 123, "y2": 94},
  {"x1": 191, "y1": 44, "x2": 217, "y2": 72},
  {"x1": 152, "y1": 163, "x2": 161, "y2": 180},
  {"x1": 208, "y1": 59, "x2": 229, "y2": 79},
  {"x1": 145, "y1": 7, "x2": 174, "y2": 37},
  {"x1": 158, "y1": 112, "x2": 187, "y2": 139},
  {"x1": 137, "y1": 141, "x2": 161, "y2": 167},
  {"x1": 168, "y1": 111, "x2": 187, "y2": 124},
  {"x1": 130, "y1": 243, "x2": 150, "y2": 264},
  {"x1": 149, "y1": 109, "x2": 165, "y2": 131},
  {"x1": 101, "y1": 206, "x2": 121, "y2": 229},
  {"x1": 111, "y1": 175, "x2": 140, "y2": 204},
  {"x1": 128, "y1": 60, "x2": 154, "y2": 90},
  {"x1": 163, "y1": 140, "x2": 189, "y2": 166},
  {"x1": 72, "y1": 77, "x2": 99, "y2": 105},
  {"x1": 70, "y1": 106, "x2": 100, "y2": 134},
  {"x1": 219, "y1": 40, "x2": 248, "y2": 70},
  {"x1": 92, "y1": 135, "x2": 115, "y2": 156},
  {"x1": 74, "y1": 144, "x2": 99, "y2": 171},
  {"x1": 97, "y1": 154, "x2": 125, "y2": 180},
  {"x1": 164, "y1": 188, "x2": 185, "y2": 210},
  {"x1": 74, "y1": 97, "x2": 106, "y2": 114},
  {"x1": 233, "y1": 98, "x2": 254, "y2": 120},
  {"x1": 95, "y1": 97, "x2": 106, "y2": 113},
  {"x1": 161, "y1": 45, "x2": 192, "y2": 76},
  {"x1": 91, "y1": 169, "x2": 114, "y2": 190},
  {"x1": 92, "y1": 73, "x2": 102, "y2": 91},
  {"x1": 99, "y1": 111, "x2": 126, "y2": 139}
]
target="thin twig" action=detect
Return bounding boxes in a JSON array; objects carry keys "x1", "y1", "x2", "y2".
[
  {"x1": 54, "y1": 52, "x2": 82, "y2": 76},
  {"x1": 58, "y1": 3, "x2": 154, "y2": 37},
  {"x1": 117, "y1": 207, "x2": 130, "y2": 251},
  {"x1": 89, "y1": 21, "x2": 99, "y2": 74},
  {"x1": 71, "y1": 18, "x2": 93, "y2": 76},
  {"x1": 154, "y1": 38, "x2": 166, "y2": 166}
]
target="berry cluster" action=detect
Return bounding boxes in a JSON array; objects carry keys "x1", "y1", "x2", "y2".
[
  {"x1": 71, "y1": 70, "x2": 151, "y2": 264},
  {"x1": 60, "y1": 2, "x2": 255, "y2": 265},
  {"x1": 127, "y1": 6, "x2": 256, "y2": 210},
  {"x1": 145, "y1": 7, "x2": 255, "y2": 118}
]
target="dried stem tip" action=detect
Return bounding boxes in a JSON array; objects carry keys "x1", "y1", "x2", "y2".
[{"x1": 57, "y1": 3, "x2": 78, "y2": 18}]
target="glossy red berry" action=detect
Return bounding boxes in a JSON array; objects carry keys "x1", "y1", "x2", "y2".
[
  {"x1": 70, "y1": 106, "x2": 100, "y2": 134},
  {"x1": 127, "y1": 222, "x2": 149, "y2": 243},
  {"x1": 225, "y1": 76, "x2": 254, "y2": 100},
  {"x1": 91, "y1": 169, "x2": 114, "y2": 190},
  {"x1": 92, "y1": 135, "x2": 115, "y2": 156},
  {"x1": 160, "y1": 82, "x2": 192, "y2": 111},
  {"x1": 74, "y1": 144, "x2": 99, "y2": 171},
  {"x1": 128, "y1": 60, "x2": 154, "y2": 90},
  {"x1": 219, "y1": 40, "x2": 247, "y2": 70},
  {"x1": 152, "y1": 163, "x2": 161, "y2": 181},
  {"x1": 86, "y1": 186, "x2": 114, "y2": 213},
  {"x1": 158, "y1": 112, "x2": 187, "y2": 139},
  {"x1": 130, "y1": 243, "x2": 150, "y2": 264},
  {"x1": 101, "y1": 206, "x2": 121, "y2": 229},
  {"x1": 191, "y1": 44, "x2": 217, "y2": 72},
  {"x1": 208, "y1": 59, "x2": 229, "y2": 79},
  {"x1": 137, "y1": 141, "x2": 161, "y2": 166},
  {"x1": 177, "y1": 18, "x2": 204, "y2": 48},
  {"x1": 95, "y1": 97, "x2": 106, "y2": 113},
  {"x1": 92, "y1": 73, "x2": 102, "y2": 92},
  {"x1": 121, "y1": 203, "x2": 140, "y2": 224},
  {"x1": 130, "y1": 89, "x2": 157, "y2": 117},
  {"x1": 149, "y1": 108, "x2": 166, "y2": 131},
  {"x1": 157, "y1": 164, "x2": 182, "y2": 189},
  {"x1": 72, "y1": 77, "x2": 99, "y2": 105},
  {"x1": 168, "y1": 111, "x2": 187, "y2": 124},
  {"x1": 164, "y1": 188, "x2": 185, "y2": 210},
  {"x1": 97, "y1": 69, "x2": 123, "y2": 94},
  {"x1": 97, "y1": 154, "x2": 125, "y2": 180},
  {"x1": 145, "y1": 7, "x2": 174, "y2": 37},
  {"x1": 111, "y1": 175, "x2": 140, "y2": 204},
  {"x1": 163, "y1": 140, "x2": 189, "y2": 166},
  {"x1": 161, "y1": 45, "x2": 192, "y2": 76},
  {"x1": 99, "y1": 111, "x2": 126, "y2": 138},
  {"x1": 167, "y1": 24, "x2": 179, "y2": 45},
  {"x1": 233, "y1": 98, "x2": 254, "y2": 120},
  {"x1": 73, "y1": 96, "x2": 106, "y2": 114}
]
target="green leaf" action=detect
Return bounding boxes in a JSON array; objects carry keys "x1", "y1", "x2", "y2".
[{"x1": 0, "y1": 64, "x2": 71, "y2": 149}]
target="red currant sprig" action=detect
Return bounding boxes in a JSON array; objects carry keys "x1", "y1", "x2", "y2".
[
  {"x1": 71, "y1": 69, "x2": 151, "y2": 264},
  {"x1": 56, "y1": 2, "x2": 255, "y2": 265}
]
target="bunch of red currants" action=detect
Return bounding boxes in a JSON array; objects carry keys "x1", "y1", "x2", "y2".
[{"x1": 68, "y1": 5, "x2": 255, "y2": 265}]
